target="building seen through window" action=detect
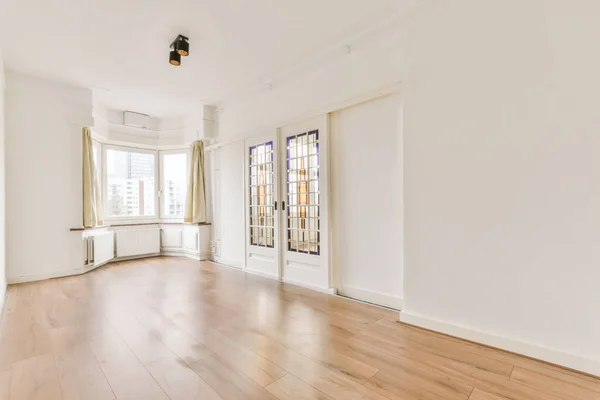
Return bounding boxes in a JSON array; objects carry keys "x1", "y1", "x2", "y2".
[
  {"x1": 162, "y1": 153, "x2": 187, "y2": 218},
  {"x1": 106, "y1": 149, "x2": 156, "y2": 217}
]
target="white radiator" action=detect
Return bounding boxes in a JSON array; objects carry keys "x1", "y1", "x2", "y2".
[
  {"x1": 161, "y1": 228, "x2": 183, "y2": 249},
  {"x1": 84, "y1": 231, "x2": 114, "y2": 267},
  {"x1": 116, "y1": 228, "x2": 160, "y2": 258}
]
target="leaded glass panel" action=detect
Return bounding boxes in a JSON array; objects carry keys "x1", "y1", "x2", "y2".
[
  {"x1": 286, "y1": 130, "x2": 320, "y2": 255},
  {"x1": 249, "y1": 141, "x2": 275, "y2": 248}
]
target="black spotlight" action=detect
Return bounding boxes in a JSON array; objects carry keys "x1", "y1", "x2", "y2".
[
  {"x1": 169, "y1": 50, "x2": 181, "y2": 66},
  {"x1": 169, "y1": 34, "x2": 189, "y2": 66},
  {"x1": 174, "y1": 35, "x2": 190, "y2": 56}
]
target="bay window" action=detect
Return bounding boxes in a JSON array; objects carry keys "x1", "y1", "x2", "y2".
[
  {"x1": 104, "y1": 146, "x2": 158, "y2": 218},
  {"x1": 99, "y1": 144, "x2": 188, "y2": 221},
  {"x1": 160, "y1": 151, "x2": 188, "y2": 219}
]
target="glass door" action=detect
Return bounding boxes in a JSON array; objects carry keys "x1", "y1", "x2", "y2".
[
  {"x1": 245, "y1": 133, "x2": 280, "y2": 278},
  {"x1": 279, "y1": 115, "x2": 330, "y2": 290}
]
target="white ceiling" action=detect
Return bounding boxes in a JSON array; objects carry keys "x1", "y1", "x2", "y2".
[{"x1": 0, "y1": 0, "x2": 418, "y2": 117}]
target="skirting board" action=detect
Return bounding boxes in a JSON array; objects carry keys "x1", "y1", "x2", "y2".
[
  {"x1": 8, "y1": 251, "x2": 213, "y2": 284},
  {"x1": 212, "y1": 256, "x2": 244, "y2": 269},
  {"x1": 9, "y1": 268, "x2": 93, "y2": 284},
  {"x1": 208, "y1": 261, "x2": 336, "y2": 296},
  {"x1": 208, "y1": 260, "x2": 242, "y2": 271},
  {"x1": 162, "y1": 251, "x2": 210, "y2": 261},
  {"x1": 399, "y1": 311, "x2": 600, "y2": 377},
  {"x1": 340, "y1": 285, "x2": 403, "y2": 310},
  {"x1": 9, "y1": 259, "x2": 111, "y2": 284},
  {"x1": 244, "y1": 268, "x2": 278, "y2": 280},
  {"x1": 282, "y1": 277, "x2": 337, "y2": 295}
]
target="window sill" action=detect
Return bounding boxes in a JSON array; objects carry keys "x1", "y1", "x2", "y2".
[{"x1": 70, "y1": 221, "x2": 211, "y2": 232}]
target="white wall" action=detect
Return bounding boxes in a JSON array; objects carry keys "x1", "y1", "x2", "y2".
[
  {"x1": 0, "y1": 52, "x2": 6, "y2": 311},
  {"x1": 216, "y1": 23, "x2": 404, "y2": 142},
  {"x1": 210, "y1": 141, "x2": 245, "y2": 268},
  {"x1": 5, "y1": 72, "x2": 93, "y2": 282},
  {"x1": 401, "y1": 0, "x2": 600, "y2": 375},
  {"x1": 211, "y1": 18, "x2": 406, "y2": 280},
  {"x1": 331, "y1": 94, "x2": 403, "y2": 309}
]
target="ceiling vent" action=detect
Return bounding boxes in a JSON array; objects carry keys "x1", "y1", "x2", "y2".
[{"x1": 123, "y1": 111, "x2": 150, "y2": 129}]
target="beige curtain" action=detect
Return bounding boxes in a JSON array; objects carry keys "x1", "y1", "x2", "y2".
[
  {"x1": 82, "y1": 127, "x2": 104, "y2": 227},
  {"x1": 184, "y1": 140, "x2": 207, "y2": 223}
]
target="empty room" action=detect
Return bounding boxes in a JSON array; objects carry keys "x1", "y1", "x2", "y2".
[{"x1": 0, "y1": 0, "x2": 599, "y2": 399}]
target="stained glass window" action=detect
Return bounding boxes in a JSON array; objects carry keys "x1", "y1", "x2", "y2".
[
  {"x1": 249, "y1": 141, "x2": 275, "y2": 248},
  {"x1": 286, "y1": 130, "x2": 320, "y2": 255}
]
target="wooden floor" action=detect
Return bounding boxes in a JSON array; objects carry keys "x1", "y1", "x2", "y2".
[{"x1": 0, "y1": 257, "x2": 598, "y2": 400}]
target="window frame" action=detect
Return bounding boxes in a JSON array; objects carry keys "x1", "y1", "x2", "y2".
[
  {"x1": 158, "y1": 148, "x2": 190, "y2": 221},
  {"x1": 102, "y1": 144, "x2": 160, "y2": 222}
]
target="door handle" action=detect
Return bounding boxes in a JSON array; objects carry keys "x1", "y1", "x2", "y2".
[
  {"x1": 274, "y1": 201, "x2": 278, "y2": 211},
  {"x1": 282, "y1": 201, "x2": 286, "y2": 211}
]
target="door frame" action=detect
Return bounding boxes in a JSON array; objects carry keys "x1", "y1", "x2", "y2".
[
  {"x1": 244, "y1": 131, "x2": 281, "y2": 279},
  {"x1": 278, "y1": 115, "x2": 332, "y2": 292}
]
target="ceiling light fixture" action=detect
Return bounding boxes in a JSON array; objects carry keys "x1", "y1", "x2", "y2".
[
  {"x1": 169, "y1": 34, "x2": 189, "y2": 66},
  {"x1": 169, "y1": 50, "x2": 181, "y2": 66}
]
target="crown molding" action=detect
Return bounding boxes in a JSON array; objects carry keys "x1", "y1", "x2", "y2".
[{"x1": 214, "y1": 1, "x2": 435, "y2": 113}]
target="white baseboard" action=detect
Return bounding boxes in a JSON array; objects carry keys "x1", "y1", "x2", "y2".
[
  {"x1": 83, "y1": 260, "x2": 110, "y2": 273},
  {"x1": 207, "y1": 260, "x2": 337, "y2": 296},
  {"x1": 208, "y1": 260, "x2": 242, "y2": 271},
  {"x1": 207, "y1": 262, "x2": 336, "y2": 295},
  {"x1": 245, "y1": 268, "x2": 278, "y2": 280},
  {"x1": 340, "y1": 285, "x2": 403, "y2": 310},
  {"x1": 8, "y1": 251, "x2": 211, "y2": 284},
  {"x1": 212, "y1": 256, "x2": 245, "y2": 269},
  {"x1": 399, "y1": 311, "x2": 600, "y2": 377},
  {"x1": 282, "y1": 277, "x2": 337, "y2": 295},
  {"x1": 8, "y1": 268, "x2": 87, "y2": 284},
  {"x1": 161, "y1": 251, "x2": 210, "y2": 261}
]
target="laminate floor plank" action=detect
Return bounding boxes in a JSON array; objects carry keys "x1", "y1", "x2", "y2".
[
  {"x1": 168, "y1": 312, "x2": 288, "y2": 387},
  {"x1": 379, "y1": 319, "x2": 600, "y2": 391},
  {"x1": 101, "y1": 303, "x2": 178, "y2": 366},
  {"x1": 266, "y1": 373, "x2": 335, "y2": 400},
  {"x1": 0, "y1": 304, "x2": 53, "y2": 372},
  {"x1": 468, "y1": 389, "x2": 508, "y2": 400},
  {"x1": 510, "y1": 367, "x2": 600, "y2": 400},
  {"x1": 0, "y1": 370, "x2": 11, "y2": 400},
  {"x1": 88, "y1": 327, "x2": 169, "y2": 400},
  {"x1": 125, "y1": 302, "x2": 214, "y2": 365},
  {"x1": 216, "y1": 326, "x2": 390, "y2": 400},
  {"x1": 9, "y1": 353, "x2": 63, "y2": 400},
  {"x1": 0, "y1": 257, "x2": 597, "y2": 400},
  {"x1": 189, "y1": 354, "x2": 280, "y2": 400},
  {"x1": 212, "y1": 317, "x2": 379, "y2": 385},
  {"x1": 146, "y1": 357, "x2": 223, "y2": 400},
  {"x1": 49, "y1": 326, "x2": 115, "y2": 400},
  {"x1": 366, "y1": 366, "x2": 473, "y2": 400}
]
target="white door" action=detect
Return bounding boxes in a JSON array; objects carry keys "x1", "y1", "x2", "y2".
[
  {"x1": 279, "y1": 115, "x2": 330, "y2": 291},
  {"x1": 330, "y1": 94, "x2": 403, "y2": 310},
  {"x1": 245, "y1": 133, "x2": 280, "y2": 278}
]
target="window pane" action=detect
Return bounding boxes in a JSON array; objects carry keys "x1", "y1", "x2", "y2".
[
  {"x1": 287, "y1": 130, "x2": 320, "y2": 255},
  {"x1": 162, "y1": 153, "x2": 187, "y2": 218},
  {"x1": 106, "y1": 149, "x2": 156, "y2": 217},
  {"x1": 249, "y1": 141, "x2": 275, "y2": 248}
]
